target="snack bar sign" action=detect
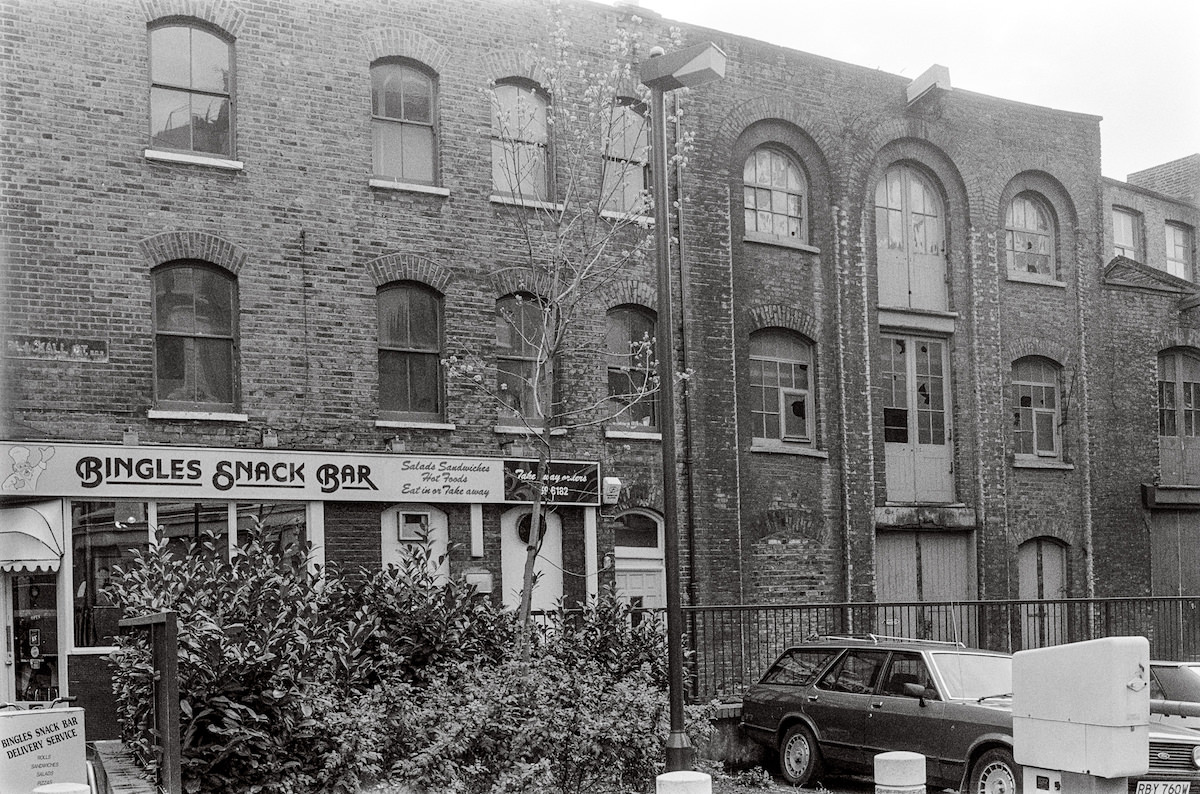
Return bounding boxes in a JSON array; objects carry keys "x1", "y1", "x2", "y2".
[
  {"x1": 0, "y1": 442, "x2": 599, "y2": 505},
  {"x1": 0, "y1": 707, "x2": 88, "y2": 792}
]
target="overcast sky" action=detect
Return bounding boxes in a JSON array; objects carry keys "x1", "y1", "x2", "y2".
[{"x1": 612, "y1": 0, "x2": 1199, "y2": 182}]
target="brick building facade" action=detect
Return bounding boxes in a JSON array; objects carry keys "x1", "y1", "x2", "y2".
[{"x1": 1, "y1": 0, "x2": 1197, "y2": 734}]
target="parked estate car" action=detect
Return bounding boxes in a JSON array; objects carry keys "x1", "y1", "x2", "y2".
[
  {"x1": 741, "y1": 635, "x2": 1200, "y2": 794},
  {"x1": 1151, "y1": 660, "x2": 1200, "y2": 731}
]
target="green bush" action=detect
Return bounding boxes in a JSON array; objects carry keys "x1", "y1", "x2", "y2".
[
  {"x1": 108, "y1": 527, "x2": 330, "y2": 793},
  {"x1": 109, "y1": 528, "x2": 700, "y2": 794}
]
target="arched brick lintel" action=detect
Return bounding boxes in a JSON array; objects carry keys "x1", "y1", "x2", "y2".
[{"x1": 137, "y1": 231, "x2": 248, "y2": 275}]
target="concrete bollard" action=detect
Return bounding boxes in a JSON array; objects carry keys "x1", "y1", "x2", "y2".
[
  {"x1": 657, "y1": 769, "x2": 713, "y2": 794},
  {"x1": 875, "y1": 750, "x2": 926, "y2": 794}
]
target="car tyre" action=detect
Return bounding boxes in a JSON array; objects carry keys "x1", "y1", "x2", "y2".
[
  {"x1": 968, "y1": 747, "x2": 1021, "y2": 794},
  {"x1": 779, "y1": 723, "x2": 822, "y2": 787}
]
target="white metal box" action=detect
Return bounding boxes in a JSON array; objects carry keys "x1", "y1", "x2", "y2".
[{"x1": 1013, "y1": 636, "x2": 1150, "y2": 778}]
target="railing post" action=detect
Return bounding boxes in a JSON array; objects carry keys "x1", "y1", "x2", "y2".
[{"x1": 119, "y1": 611, "x2": 182, "y2": 794}]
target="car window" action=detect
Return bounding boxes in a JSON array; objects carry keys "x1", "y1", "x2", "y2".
[
  {"x1": 931, "y1": 652, "x2": 1012, "y2": 700},
  {"x1": 817, "y1": 650, "x2": 887, "y2": 694},
  {"x1": 761, "y1": 648, "x2": 840, "y2": 686},
  {"x1": 1152, "y1": 664, "x2": 1200, "y2": 702},
  {"x1": 881, "y1": 652, "x2": 940, "y2": 700}
]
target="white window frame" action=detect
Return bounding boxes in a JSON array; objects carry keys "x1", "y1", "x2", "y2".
[
  {"x1": 1166, "y1": 222, "x2": 1194, "y2": 281},
  {"x1": 743, "y1": 146, "x2": 808, "y2": 244},
  {"x1": 1113, "y1": 207, "x2": 1142, "y2": 260},
  {"x1": 749, "y1": 329, "x2": 814, "y2": 446},
  {"x1": 370, "y1": 60, "x2": 438, "y2": 186},
  {"x1": 1005, "y1": 193, "x2": 1057, "y2": 280},
  {"x1": 1012, "y1": 358, "x2": 1061, "y2": 459},
  {"x1": 491, "y1": 80, "x2": 551, "y2": 202},
  {"x1": 601, "y1": 99, "x2": 648, "y2": 216}
]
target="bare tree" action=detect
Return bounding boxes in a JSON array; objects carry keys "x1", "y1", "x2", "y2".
[{"x1": 444, "y1": 8, "x2": 687, "y2": 646}]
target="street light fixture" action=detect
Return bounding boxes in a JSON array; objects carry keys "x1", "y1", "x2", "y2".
[{"x1": 640, "y1": 40, "x2": 726, "y2": 774}]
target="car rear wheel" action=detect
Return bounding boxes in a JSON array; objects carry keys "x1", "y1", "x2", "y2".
[
  {"x1": 779, "y1": 724, "x2": 822, "y2": 787},
  {"x1": 968, "y1": 748, "x2": 1021, "y2": 794}
]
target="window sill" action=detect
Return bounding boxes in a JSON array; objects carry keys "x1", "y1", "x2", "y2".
[
  {"x1": 69, "y1": 645, "x2": 117, "y2": 655},
  {"x1": 1013, "y1": 457, "x2": 1074, "y2": 470},
  {"x1": 743, "y1": 233, "x2": 820, "y2": 254},
  {"x1": 369, "y1": 179, "x2": 450, "y2": 196},
  {"x1": 489, "y1": 194, "x2": 565, "y2": 212},
  {"x1": 599, "y1": 208, "x2": 653, "y2": 226},
  {"x1": 1007, "y1": 271, "x2": 1066, "y2": 288},
  {"x1": 750, "y1": 441, "x2": 828, "y2": 458},
  {"x1": 149, "y1": 409, "x2": 249, "y2": 422},
  {"x1": 145, "y1": 149, "x2": 244, "y2": 171},
  {"x1": 375, "y1": 419, "x2": 456, "y2": 430},
  {"x1": 606, "y1": 428, "x2": 662, "y2": 440},
  {"x1": 494, "y1": 425, "x2": 567, "y2": 436},
  {"x1": 877, "y1": 307, "x2": 959, "y2": 334}
]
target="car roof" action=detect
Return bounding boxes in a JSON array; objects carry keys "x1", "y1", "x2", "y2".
[{"x1": 781, "y1": 634, "x2": 1006, "y2": 653}]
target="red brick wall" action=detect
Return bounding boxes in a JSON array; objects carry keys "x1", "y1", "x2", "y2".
[{"x1": 6, "y1": 0, "x2": 1191, "y2": 616}]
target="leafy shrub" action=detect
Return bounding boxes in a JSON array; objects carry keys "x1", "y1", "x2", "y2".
[
  {"x1": 107, "y1": 526, "x2": 330, "y2": 793},
  {"x1": 318, "y1": 541, "x2": 517, "y2": 694},
  {"x1": 109, "y1": 529, "x2": 701, "y2": 794}
]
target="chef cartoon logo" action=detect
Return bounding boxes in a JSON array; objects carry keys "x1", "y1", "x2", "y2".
[{"x1": 2, "y1": 445, "x2": 55, "y2": 492}]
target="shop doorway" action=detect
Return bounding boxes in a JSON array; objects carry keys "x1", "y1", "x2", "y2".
[{"x1": 1, "y1": 571, "x2": 60, "y2": 704}]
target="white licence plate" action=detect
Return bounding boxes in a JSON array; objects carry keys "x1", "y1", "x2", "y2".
[{"x1": 1136, "y1": 782, "x2": 1191, "y2": 794}]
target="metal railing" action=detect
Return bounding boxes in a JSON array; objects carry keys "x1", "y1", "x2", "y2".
[{"x1": 682, "y1": 597, "x2": 1200, "y2": 702}]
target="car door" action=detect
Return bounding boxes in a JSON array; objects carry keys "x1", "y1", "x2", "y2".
[
  {"x1": 864, "y1": 652, "x2": 954, "y2": 784},
  {"x1": 742, "y1": 647, "x2": 842, "y2": 738},
  {"x1": 807, "y1": 649, "x2": 889, "y2": 772}
]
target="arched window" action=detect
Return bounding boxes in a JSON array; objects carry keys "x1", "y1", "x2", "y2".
[
  {"x1": 1012, "y1": 357, "x2": 1061, "y2": 458},
  {"x1": 601, "y1": 99, "x2": 649, "y2": 214},
  {"x1": 378, "y1": 282, "x2": 442, "y2": 419},
  {"x1": 371, "y1": 61, "x2": 437, "y2": 184},
  {"x1": 491, "y1": 79, "x2": 550, "y2": 200},
  {"x1": 149, "y1": 22, "x2": 233, "y2": 156},
  {"x1": 1006, "y1": 193, "x2": 1056, "y2": 279},
  {"x1": 496, "y1": 293, "x2": 553, "y2": 423},
  {"x1": 749, "y1": 329, "x2": 813, "y2": 444},
  {"x1": 875, "y1": 163, "x2": 945, "y2": 310},
  {"x1": 612, "y1": 510, "x2": 665, "y2": 610},
  {"x1": 605, "y1": 305, "x2": 656, "y2": 429},
  {"x1": 153, "y1": 261, "x2": 237, "y2": 411},
  {"x1": 743, "y1": 147, "x2": 808, "y2": 243}
]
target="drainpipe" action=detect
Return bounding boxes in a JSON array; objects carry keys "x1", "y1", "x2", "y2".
[{"x1": 671, "y1": 91, "x2": 704, "y2": 606}]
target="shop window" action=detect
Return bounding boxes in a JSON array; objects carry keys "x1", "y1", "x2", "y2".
[
  {"x1": 605, "y1": 304, "x2": 657, "y2": 428},
  {"x1": 743, "y1": 146, "x2": 808, "y2": 244},
  {"x1": 1006, "y1": 193, "x2": 1057, "y2": 279},
  {"x1": 1012, "y1": 356, "x2": 1062, "y2": 459},
  {"x1": 235, "y1": 502, "x2": 307, "y2": 561},
  {"x1": 153, "y1": 261, "x2": 238, "y2": 412},
  {"x1": 601, "y1": 99, "x2": 648, "y2": 214},
  {"x1": 149, "y1": 21, "x2": 234, "y2": 157},
  {"x1": 371, "y1": 60, "x2": 437, "y2": 185},
  {"x1": 70, "y1": 500, "x2": 309, "y2": 649},
  {"x1": 749, "y1": 328, "x2": 813, "y2": 445},
  {"x1": 71, "y1": 501, "x2": 148, "y2": 648},
  {"x1": 496, "y1": 292, "x2": 555, "y2": 425},
  {"x1": 491, "y1": 79, "x2": 550, "y2": 201},
  {"x1": 378, "y1": 282, "x2": 443, "y2": 420}
]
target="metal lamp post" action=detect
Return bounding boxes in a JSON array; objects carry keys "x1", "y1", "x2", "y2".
[{"x1": 639, "y1": 41, "x2": 726, "y2": 773}]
